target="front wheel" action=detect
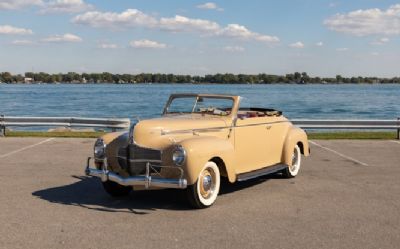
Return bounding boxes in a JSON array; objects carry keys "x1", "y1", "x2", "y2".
[
  {"x1": 186, "y1": 161, "x2": 221, "y2": 209},
  {"x1": 102, "y1": 181, "x2": 132, "y2": 197},
  {"x1": 282, "y1": 145, "x2": 302, "y2": 178}
]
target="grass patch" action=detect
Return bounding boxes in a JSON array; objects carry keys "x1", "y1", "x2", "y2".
[
  {"x1": 5, "y1": 131, "x2": 106, "y2": 138},
  {"x1": 308, "y1": 131, "x2": 397, "y2": 140},
  {"x1": 3, "y1": 131, "x2": 398, "y2": 140}
]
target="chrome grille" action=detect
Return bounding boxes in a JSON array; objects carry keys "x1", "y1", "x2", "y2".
[
  {"x1": 128, "y1": 144, "x2": 161, "y2": 162},
  {"x1": 117, "y1": 144, "x2": 162, "y2": 175}
]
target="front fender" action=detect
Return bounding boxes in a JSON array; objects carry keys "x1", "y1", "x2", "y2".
[
  {"x1": 282, "y1": 126, "x2": 310, "y2": 166},
  {"x1": 102, "y1": 132, "x2": 129, "y2": 174},
  {"x1": 179, "y1": 136, "x2": 236, "y2": 185}
]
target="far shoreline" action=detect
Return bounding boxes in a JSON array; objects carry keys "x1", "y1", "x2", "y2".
[
  {"x1": 1, "y1": 72, "x2": 399, "y2": 84},
  {"x1": 1, "y1": 82, "x2": 399, "y2": 85}
]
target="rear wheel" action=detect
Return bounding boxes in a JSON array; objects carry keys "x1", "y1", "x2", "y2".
[
  {"x1": 102, "y1": 181, "x2": 132, "y2": 197},
  {"x1": 282, "y1": 145, "x2": 302, "y2": 178},
  {"x1": 186, "y1": 161, "x2": 220, "y2": 209}
]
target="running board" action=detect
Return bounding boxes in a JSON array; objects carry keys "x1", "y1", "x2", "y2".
[{"x1": 237, "y1": 164, "x2": 287, "y2": 182}]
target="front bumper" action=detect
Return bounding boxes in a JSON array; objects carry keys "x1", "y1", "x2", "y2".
[{"x1": 85, "y1": 157, "x2": 187, "y2": 189}]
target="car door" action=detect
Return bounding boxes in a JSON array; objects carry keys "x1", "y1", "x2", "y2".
[
  {"x1": 233, "y1": 116, "x2": 271, "y2": 174},
  {"x1": 262, "y1": 117, "x2": 291, "y2": 165}
]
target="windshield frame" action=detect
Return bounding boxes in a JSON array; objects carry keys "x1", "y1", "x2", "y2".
[{"x1": 162, "y1": 94, "x2": 236, "y2": 117}]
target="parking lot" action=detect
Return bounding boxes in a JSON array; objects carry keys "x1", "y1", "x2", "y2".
[{"x1": 0, "y1": 137, "x2": 400, "y2": 249}]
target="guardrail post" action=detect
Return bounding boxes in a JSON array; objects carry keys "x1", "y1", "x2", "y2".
[
  {"x1": 397, "y1": 117, "x2": 400, "y2": 140},
  {"x1": 0, "y1": 115, "x2": 5, "y2": 137}
]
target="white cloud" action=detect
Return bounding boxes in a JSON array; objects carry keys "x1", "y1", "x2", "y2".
[
  {"x1": 196, "y1": 2, "x2": 223, "y2": 11},
  {"x1": 72, "y1": 9, "x2": 158, "y2": 28},
  {"x1": 42, "y1": 33, "x2": 82, "y2": 42},
  {"x1": 98, "y1": 43, "x2": 118, "y2": 49},
  {"x1": 39, "y1": 0, "x2": 93, "y2": 14},
  {"x1": 316, "y1": 41, "x2": 323, "y2": 46},
  {"x1": 159, "y1": 15, "x2": 220, "y2": 33},
  {"x1": 370, "y1": 37, "x2": 390, "y2": 45},
  {"x1": 130, "y1": 39, "x2": 167, "y2": 49},
  {"x1": 11, "y1": 39, "x2": 34, "y2": 45},
  {"x1": 336, "y1": 47, "x2": 349, "y2": 51},
  {"x1": 72, "y1": 9, "x2": 279, "y2": 44},
  {"x1": 0, "y1": 0, "x2": 42, "y2": 10},
  {"x1": 370, "y1": 52, "x2": 380, "y2": 56},
  {"x1": 289, "y1": 41, "x2": 305, "y2": 48},
  {"x1": 218, "y1": 24, "x2": 279, "y2": 43},
  {"x1": 223, "y1": 46, "x2": 245, "y2": 52},
  {"x1": 324, "y1": 4, "x2": 400, "y2": 36},
  {"x1": 0, "y1": 25, "x2": 33, "y2": 35}
]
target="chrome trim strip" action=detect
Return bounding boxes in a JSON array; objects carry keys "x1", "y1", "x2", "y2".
[
  {"x1": 237, "y1": 163, "x2": 288, "y2": 182},
  {"x1": 236, "y1": 120, "x2": 290, "y2": 128},
  {"x1": 161, "y1": 120, "x2": 290, "y2": 135}
]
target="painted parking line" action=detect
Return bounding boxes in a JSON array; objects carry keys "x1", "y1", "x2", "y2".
[
  {"x1": 309, "y1": 140, "x2": 369, "y2": 166},
  {"x1": 0, "y1": 138, "x2": 55, "y2": 159},
  {"x1": 389, "y1": 140, "x2": 400, "y2": 145}
]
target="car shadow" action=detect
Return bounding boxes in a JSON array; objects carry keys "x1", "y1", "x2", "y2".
[{"x1": 32, "y1": 174, "x2": 283, "y2": 214}]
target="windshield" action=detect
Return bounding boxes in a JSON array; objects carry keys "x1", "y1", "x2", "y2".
[{"x1": 165, "y1": 96, "x2": 234, "y2": 116}]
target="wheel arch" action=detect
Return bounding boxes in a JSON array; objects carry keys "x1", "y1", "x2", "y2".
[
  {"x1": 210, "y1": 156, "x2": 228, "y2": 178},
  {"x1": 297, "y1": 141, "x2": 305, "y2": 155},
  {"x1": 281, "y1": 126, "x2": 310, "y2": 166}
]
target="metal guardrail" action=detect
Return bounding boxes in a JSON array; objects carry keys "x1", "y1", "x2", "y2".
[
  {"x1": 292, "y1": 119, "x2": 400, "y2": 129},
  {"x1": 0, "y1": 116, "x2": 399, "y2": 139},
  {"x1": 0, "y1": 115, "x2": 130, "y2": 136},
  {"x1": 292, "y1": 119, "x2": 400, "y2": 139}
]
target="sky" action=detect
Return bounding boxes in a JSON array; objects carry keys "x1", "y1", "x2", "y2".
[{"x1": 0, "y1": 0, "x2": 400, "y2": 77}]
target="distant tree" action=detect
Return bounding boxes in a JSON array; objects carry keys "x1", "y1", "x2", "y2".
[
  {"x1": 301, "y1": 72, "x2": 310, "y2": 83},
  {"x1": 102, "y1": 72, "x2": 113, "y2": 82},
  {"x1": 1, "y1": 71, "x2": 400, "y2": 85},
  {"x1": 336, "y1": 75, "x2": 343, "y2": 83},
  {"x1": 1, "y1": 72, "x2": 13, "y2": 83},
  {"x1": 82, "y1": 73, "x2": 90, "y2": 82},
  {"x1": 285, "y1": 74, "x2": 294, "y2": 83},
  {"x1": 294, "y1": 72, "x2": 301, "y2": 83},
  {"x1": 111, "y1": 74, "x2": 120, "y2": 83}
]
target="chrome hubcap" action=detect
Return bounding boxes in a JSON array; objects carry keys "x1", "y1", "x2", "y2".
[
  {"x1": 199, "y1": 169, "x2": 215, "y2": 199},
  {"x1": 202, "y1": 175, "x2": 212, "y2": 192}
]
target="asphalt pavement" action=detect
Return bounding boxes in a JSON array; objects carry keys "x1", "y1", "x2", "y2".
[{"x1": 0, "y1": 137, "x2": 399, "y2": 249}]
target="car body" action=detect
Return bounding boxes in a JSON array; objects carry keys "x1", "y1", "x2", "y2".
[{"x1": 85, "y1": 93, "x2": 310, "y2": 208}]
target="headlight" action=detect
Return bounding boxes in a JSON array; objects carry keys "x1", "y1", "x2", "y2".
[
  {"x1": 94, "y1": 138, "x2": 106, "y2": 159},
  {"x1": 172, "y1": 146, "x2": 186, "y2": 166}
]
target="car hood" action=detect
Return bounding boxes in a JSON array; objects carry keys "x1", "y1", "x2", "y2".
[{"x1": 133, "y1": 114, "x2": 231, "y2": 150}]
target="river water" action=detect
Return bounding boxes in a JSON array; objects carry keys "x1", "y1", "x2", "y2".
[{"x1": 0, "y1": 83, "x2": 399, "y2": 120}]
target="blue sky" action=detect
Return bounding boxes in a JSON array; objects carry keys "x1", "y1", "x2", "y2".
[{"x1": 0, "y1": 0, "x2": 399, "y2": 77}]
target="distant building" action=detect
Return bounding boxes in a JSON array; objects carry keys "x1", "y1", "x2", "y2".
[{"x1": 24, "y1": 77, "x2": 33, "y2": 83}]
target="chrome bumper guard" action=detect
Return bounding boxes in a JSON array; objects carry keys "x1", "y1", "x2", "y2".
[{"x1": 85, "y1": 157, "x2": 187, "y2": 189}]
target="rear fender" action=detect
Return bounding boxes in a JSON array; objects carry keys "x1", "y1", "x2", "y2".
[{"x1": 282, "y1": 127, "x2": 310, "y2": 166}]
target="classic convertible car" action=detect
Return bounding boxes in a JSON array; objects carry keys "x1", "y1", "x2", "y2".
[{"x1": 85, "y1": 93, "x2": 310, "y2": 208}]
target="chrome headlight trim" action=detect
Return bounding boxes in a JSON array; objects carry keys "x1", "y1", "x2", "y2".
[
  {"x1": 94, "y1": 138, "x2": 106, "y2": 159},
  {"x1": 172, "y1": 145, "x2": 186, "y2": 166}
]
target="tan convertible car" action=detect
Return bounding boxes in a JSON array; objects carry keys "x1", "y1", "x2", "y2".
[{"x1": 85, "y1": 93, "x2": 310, "y2": 208}]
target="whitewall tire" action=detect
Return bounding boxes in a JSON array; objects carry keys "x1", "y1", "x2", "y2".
[
  {"x1": 282, "y1": 145, "x2": 302, "y2": 178},
  {"x1": 186, "y1": 161, "x2": 220, "y2": 208}
]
